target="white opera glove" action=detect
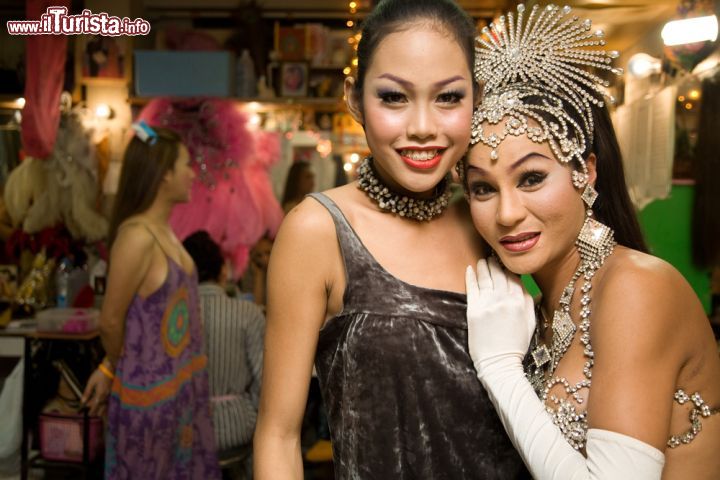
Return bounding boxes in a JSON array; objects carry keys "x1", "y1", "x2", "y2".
[
  {"x1": 465, "y1": 257, "x2": 535, "y2": 379},
  {"x1": 465, "y1": 259, "x2": 665, "y2": 480}
]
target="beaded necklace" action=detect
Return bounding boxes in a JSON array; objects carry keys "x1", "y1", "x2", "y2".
[
  {"x1": 524, "y1": 216, "x2": 616, "y2": 450},
  {"x1": 357, "y1": 157, "x2": 452, "y2": 222}
]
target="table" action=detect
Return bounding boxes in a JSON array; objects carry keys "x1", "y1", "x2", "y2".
[{"x1": 1, "y1": 326, "x2": 103, "y2": 480}]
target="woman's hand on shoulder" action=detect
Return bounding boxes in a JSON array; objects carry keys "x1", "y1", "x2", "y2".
[
  {"x1": 588, "y1": 250, "x2": 689, "y2": 450},
  {"x1": 465, "y1": 258, "x2": 536, "y2": 378}
]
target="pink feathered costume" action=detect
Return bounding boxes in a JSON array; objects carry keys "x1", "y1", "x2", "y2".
[{"x1": 138, "y1": 98, "x2": 283, "y2": 277}]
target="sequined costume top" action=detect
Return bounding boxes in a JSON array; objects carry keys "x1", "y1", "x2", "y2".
[
  {"x1": 310, "y1": 193, "x2": 527, "y2": 480},
  {"x1": 526, "y1": 305, "x2": 720, "y2": 451}
]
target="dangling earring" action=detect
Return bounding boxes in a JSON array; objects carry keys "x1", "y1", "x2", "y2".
[{"x1": 576, "y1": 183, "x2": 614, "y2": 264}]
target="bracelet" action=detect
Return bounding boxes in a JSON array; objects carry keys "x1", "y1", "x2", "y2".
[{"x1": 98, "y1": 362, "x2": 114, "y2": 380}]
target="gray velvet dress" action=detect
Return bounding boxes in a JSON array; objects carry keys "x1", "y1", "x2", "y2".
[{"x1": 310, "y1": 193, "x2": 527, "y2": 480}]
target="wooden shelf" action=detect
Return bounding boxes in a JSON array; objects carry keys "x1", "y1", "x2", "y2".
[
  {"x1": 0, "y1": 95, "x2": 24, "y2": 110},
  {"x1": 128, "y1": 96, "x2": 347, "y2": 112}
]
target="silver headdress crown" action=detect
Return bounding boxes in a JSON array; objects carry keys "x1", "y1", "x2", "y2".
[{"x1": 470, "y1": 4, "x2": 623, "y2": 175}]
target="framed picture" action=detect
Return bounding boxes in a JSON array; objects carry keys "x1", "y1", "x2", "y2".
[
  {"x1": 75, "y1": 35, "x2": 132, "y2": 85},
  {"x1": 280, "y1": 62, "x2": 309, "y2": 97},
  {"x1": 276, "y1": 25, "x2": 307, "y2": 61}
]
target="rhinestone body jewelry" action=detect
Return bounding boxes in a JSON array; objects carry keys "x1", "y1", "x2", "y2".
[{"x1": 525, "y1": 215, "x2": 616, "y2": 450}]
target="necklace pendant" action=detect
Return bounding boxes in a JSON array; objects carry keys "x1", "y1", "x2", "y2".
[
  {"x1": 559, "y1": 285, "x2": 574, "y2": 306},
  {"x1": 531, "y1": 344, "x2": 551, "y2": 369},
  {"x1": 552, "y1": 310, "x2": 576, "y2": 344}
]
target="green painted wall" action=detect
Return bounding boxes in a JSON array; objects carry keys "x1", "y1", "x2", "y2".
[
  {"x1": 637, "y1": 184, "x2": 711, "y2": 314},
  {"x1": 521, "y1": 184, "x2": 711, "y2": 314}
]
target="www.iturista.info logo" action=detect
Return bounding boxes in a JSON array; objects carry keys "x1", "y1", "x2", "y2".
[{"x1": 7, "y1": 7, "x2": 150, "y2": 36}]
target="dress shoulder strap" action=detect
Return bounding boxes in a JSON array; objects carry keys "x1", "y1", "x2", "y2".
[
  {"x1": 122, "y1": 221, "x2": 172, "y2": 259},
  {"x1": 307, "y1": 192, "x2": 377, "y2": 286}
]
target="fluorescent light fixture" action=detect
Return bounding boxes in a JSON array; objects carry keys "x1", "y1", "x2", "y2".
[
  {"x1": 661, "y1": 15, "x2": 718, "y2": 46},
  {"x1": 628, "y1": 53, "x2": 662, "y2": 78}
]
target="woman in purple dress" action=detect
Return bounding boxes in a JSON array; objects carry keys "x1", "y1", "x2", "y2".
[{"x1": 82, "y1": 123, "x2": 220, "y2": 479}]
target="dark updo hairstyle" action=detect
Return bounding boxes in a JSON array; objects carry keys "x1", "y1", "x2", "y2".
[
  {"x1": 182, "y1": 230, "x2": 224, "y2": 283},
  {"x1": 108, "y1": 127, "x2": 183, "y2": 249},
  {"x1": 354, "y1": 0, "x2": 478, "y2": 106}
]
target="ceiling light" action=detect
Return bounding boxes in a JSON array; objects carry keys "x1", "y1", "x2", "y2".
[
  {"x1": 627, "y1": 53, "x2": 662, "y2": 78},
  {"x1": 662, "y1": 15, "x2": 718, "y2": 46}
]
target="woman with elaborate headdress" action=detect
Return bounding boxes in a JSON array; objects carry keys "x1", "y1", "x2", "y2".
[{"x1": 462, "y1": 4, "x2": 720, "y2": 478}]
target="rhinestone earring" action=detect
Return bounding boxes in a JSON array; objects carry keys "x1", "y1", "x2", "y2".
[
  {"x1": 572, "y1": 170, "x2": 589, "y2": 189},
  {"x1": 580, "y1": 184, "x2": 598, "y2": 209}
]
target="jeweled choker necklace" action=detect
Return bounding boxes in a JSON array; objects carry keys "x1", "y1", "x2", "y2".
[{"x1": 357, "y1": 157, "x2": 452, "y2": 222}]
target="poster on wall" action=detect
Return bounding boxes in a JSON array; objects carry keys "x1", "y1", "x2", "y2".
[{"x1": 76, "y1": 35, "x2": 132, "y2": 85}]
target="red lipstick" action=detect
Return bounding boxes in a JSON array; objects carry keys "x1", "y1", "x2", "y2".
[{"x1": 397, "y1": 147, "x2": 445, "y2": 170}]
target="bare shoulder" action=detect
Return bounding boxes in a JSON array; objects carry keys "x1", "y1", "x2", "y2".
[
  {"x1": 271, "y1": 192, "x2": 342, "y2": 285},
  {"x1": 279, "y1": 193, "x2": 337, "y2": 245},
  {"x1": 113, "y1": 220, "x2": 155, "y2": 258},
  {"x1": 592, "y1": 247, "x2": 701, "y2": 356},
  {"x1": 599, "y1": 248, "x2": 695, "y2": 311}
]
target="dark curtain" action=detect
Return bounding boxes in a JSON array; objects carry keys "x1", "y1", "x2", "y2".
[{"x1": 692, "y1": 72, "x2": 720, "y2": 268}]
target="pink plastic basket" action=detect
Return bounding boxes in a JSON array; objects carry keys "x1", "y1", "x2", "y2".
[{"x1": 38, "y1": 412, "x2": 104, "y2": 463}]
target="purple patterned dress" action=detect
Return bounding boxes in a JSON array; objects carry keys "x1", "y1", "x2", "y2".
[{"x1": 106, "y1": 257, "x2": 220, "y2": 479}]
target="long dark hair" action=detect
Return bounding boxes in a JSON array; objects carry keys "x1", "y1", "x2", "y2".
[
  {"x1": 108, "y1": 127, "x2": 183, "y2": 248},
  {"x1": 587, "y1": 103, "x2": 648, "y2": 252},
  {"x1": 355, "y1": 0, "x2": 478, "y2": 105}
]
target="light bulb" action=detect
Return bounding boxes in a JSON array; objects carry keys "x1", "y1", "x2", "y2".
[
  {"x1": 627, "y1": 53, "x2": 662, "y2": 78},
  {"x1": 662, "y1": 15, "x2": 718, "y2": 46}
]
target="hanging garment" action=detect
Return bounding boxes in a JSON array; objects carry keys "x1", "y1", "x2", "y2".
[{"x1": 21, "y1": 0, "x2": 70, "y2": 159}]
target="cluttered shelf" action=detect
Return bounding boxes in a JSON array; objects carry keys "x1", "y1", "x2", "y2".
[{"x1": 128, "y1": 95, "x2": 347, "y2": 111}]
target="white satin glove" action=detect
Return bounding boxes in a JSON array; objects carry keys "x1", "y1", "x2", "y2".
[
  {"x1": 464, "y1": 258, "x2": 664, "y2": 479},
  {"x1": 465, "y1": 257, "x2": 536, "y2": 379}
]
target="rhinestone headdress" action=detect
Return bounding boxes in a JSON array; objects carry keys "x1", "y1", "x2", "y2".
[{"x1": 470, "y1": 4, "x2": 623, "y2": 174}]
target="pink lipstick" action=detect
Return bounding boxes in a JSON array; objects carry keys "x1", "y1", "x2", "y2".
[{"x1": 499, "y1": 232, "x2": 540, "y2": 253}]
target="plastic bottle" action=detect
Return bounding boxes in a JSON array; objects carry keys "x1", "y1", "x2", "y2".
[
  {"x1": 237, "y1": 49, "x2": 257, "y2": 97},
  {"x1": 56, "y1": 259, "x2": 71, "y2": 308}
]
